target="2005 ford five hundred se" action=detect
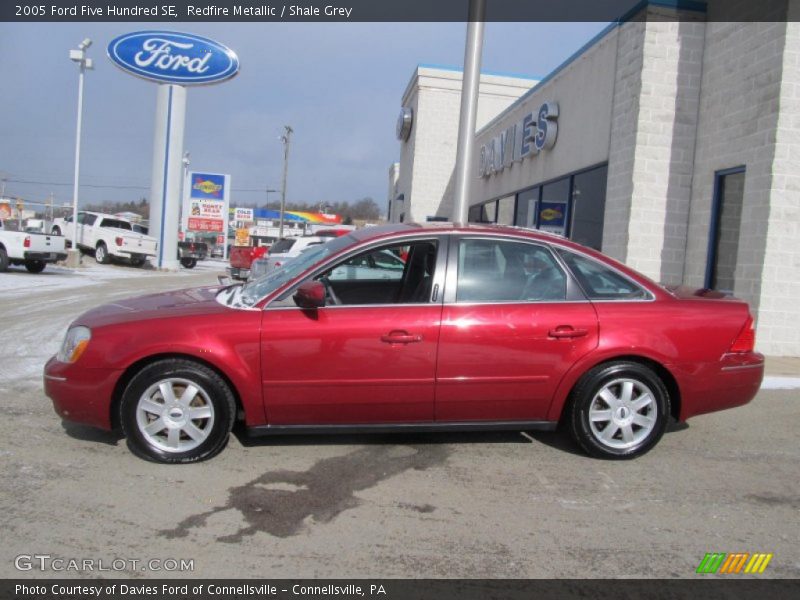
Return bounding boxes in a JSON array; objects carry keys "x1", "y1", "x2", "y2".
[{"x1": 44, "y1": 223, "x2": 764, "y2": 463}]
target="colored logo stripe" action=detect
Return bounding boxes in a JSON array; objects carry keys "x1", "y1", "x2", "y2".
[{"x1": 697, "y1": 552, "x2": 773, "y2": 574}]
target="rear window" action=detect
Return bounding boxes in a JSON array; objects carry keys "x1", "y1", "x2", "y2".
[
  {"x1": 269, "y1": 238, "x2": 297, "y2": 254},
  {"x1": 100, "y1": 219, "x2": 132, "y2": 230},
  {"x1": 557, "y1": 249, "x2": 650, "y2": 300}
]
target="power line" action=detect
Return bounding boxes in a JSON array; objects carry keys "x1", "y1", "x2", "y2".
[{"x1": 5, "y1": 178, "x2": 274, "y2": 193}]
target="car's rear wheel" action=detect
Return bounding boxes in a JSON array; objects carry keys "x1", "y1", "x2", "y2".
[
  {"x1": 95, "y1": 242, "x2": 110, "y2": 264},
  {"x1": 567, "y1": 361, "x2": 669, "y2": 459},
  {"x1": 0, "y1": 247, "x2": 8, "y2": 272},
  {"x1": 180, "y1": 257, "x2": 197, "y2": 269},
  {"x1": 120, "y1": 359, "x2": 236, "y2": 463},
  {"x1": 24, "y1": 260, "x2": 46, "y2": 273},
  {"x1": 51, "y1": 226, "x2": 61, "y2": 236}
]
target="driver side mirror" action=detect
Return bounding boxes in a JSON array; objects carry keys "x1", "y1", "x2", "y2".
[{"x1": 293, "y1": 280, "x2": 326, "y2": 309}]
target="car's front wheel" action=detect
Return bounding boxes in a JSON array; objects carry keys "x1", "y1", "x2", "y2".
[
  {"x1": 567, "y1": 361, "x2": 670, "y2": 459},
  {"x1": 120, "y1": 359, "x2": 236, "y2": 463}
]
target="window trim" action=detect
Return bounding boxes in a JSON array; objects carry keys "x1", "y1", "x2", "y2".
[
  {"x1": 554, "y1": 247, "x2": 655, "y2": 303},
  {"x1": 443, "y1": 235, "x2": 586, "y2": 305}
]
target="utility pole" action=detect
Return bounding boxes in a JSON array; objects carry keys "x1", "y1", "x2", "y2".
[
  {"x1": 452, "y1": 0, "x2": 486, "y2": 223},
  {"x1": 278, "y1": 125, "x2": 293, "y2": 239}
]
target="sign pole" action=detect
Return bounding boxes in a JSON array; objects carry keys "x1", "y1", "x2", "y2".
[{"x1": 148, "y1": 84, "x2": 186, "y2": 270}]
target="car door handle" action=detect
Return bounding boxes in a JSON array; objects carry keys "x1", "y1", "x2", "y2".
[
  {"x1": 381, "y1": 331, "x2": 423, "y2": 344},
  {"x1": 548, "y1": 326, "x2": 588, "y2": 339}
]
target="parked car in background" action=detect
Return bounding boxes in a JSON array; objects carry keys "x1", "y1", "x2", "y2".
[
  {"x1": 0, "y1": 218, "x2": 66, "y2": 273},
  {"x1": 316, "y1": 228, "x2": 354, "y2": 238},
  {"x1": 45, "y1": 223, "x2": 764, "y2": 463},
  {"x1": 227, "y1": 244, "x2": 269, "y2": 280},
  {"x1": 131, "y1": 224, "x2": 208, "y2": 269},
  {"x1": 210, "y1": 246, "x2": 224, "y2": 259},
  {"x1": 250, "y1": 235, "x2": 325, "y2": 277},
  {"x1": 52, "y1": 211, "x2": 157, "y2": 267}
]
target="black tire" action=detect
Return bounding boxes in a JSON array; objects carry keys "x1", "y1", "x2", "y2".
[
  {"x1": 180, "y1": 257, "x2": 197, "y2": 269},
  {"x1": 24, "y1": 260, "x2": 46, "y2": 274},
  {"x1": 51, "y1": 226, "x2": 61, "y2": 236},
  {"x1": 0, "y1": 247, "x2": 8, "y2": 273},
  {"x1": 95, "y1": 242, "x2": 110, "y2": 264},
  {"x1": 129, "y1": 257, "x2": 146, "y2": 268},
  {"x1": 120, "y1": 359, "x2": 236, "y2": 464},
  {"x1": 566, "y1": 361, "x2": 670, "y2": 460}
]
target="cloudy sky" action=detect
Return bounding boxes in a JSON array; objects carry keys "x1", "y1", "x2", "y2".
[{"x1": 0, "y1": 21, "x2": 607, "y2": 212}]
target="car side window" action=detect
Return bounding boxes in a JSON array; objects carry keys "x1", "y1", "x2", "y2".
[
  {"x1": 328, "y1": 248, "x2": 406, "y2": 282},
  {"x1": 556, "y1": 249, "x2": 650, "y2": 300},
  {"x1": 456, "y1": 239, "x2": 567, "y2": 303},
  {"x1": 271, "y1": 240, "x2": 438, "y2": 308},
  {"x1": 82, "y1": 214, "x2": 97, "y2": 226}
]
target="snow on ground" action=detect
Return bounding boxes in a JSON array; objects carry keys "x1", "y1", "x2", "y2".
[
  {"x1": 1, "y1": 259, "x2": 227, "y2": 389},
  {"x1": 0, "y1": 258, "x2": 227, "y2": 298}
]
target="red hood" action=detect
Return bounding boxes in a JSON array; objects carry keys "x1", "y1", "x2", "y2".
[{"x1": 74, "y1": 286, "x2": 230, "y2": 328}]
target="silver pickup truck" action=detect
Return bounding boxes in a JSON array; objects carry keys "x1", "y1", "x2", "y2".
[{"x1": 0, "y1": 219, "x2": 67, "y2": 273}]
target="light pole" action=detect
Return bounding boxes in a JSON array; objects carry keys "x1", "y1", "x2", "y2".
[
  {"x1": 180, "y1": 151, "x2": 190, "y2": 239},
  {"x1": 67, "y1": 38, "x2": 93, "y2": 267},
  {"x1": 452, "y1": 0, "x2": 485, "y2": 223},
  {"x1": 265, "y1": 187, "x2": 278, "y2": 208},
  {"x1": 278, "y1": 125, "x2": 293, "y2": 239}
]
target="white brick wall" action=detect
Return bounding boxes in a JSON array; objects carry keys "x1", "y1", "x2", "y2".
[{"x1": 395, "y1": 67, "x2": 535, "y2": 223}]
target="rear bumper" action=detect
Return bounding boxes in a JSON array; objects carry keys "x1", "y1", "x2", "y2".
[
  {"x1": 24, "y1": 251, "x2": 67, "y2": 263},
  {"x1": 227, "y1": 267, "x2": 250, "y2": 280},
  {"x1": 675, "y1": 352, "x2": 764, "y2": 421},
  {"x1": 43, "y1": 356, "x2": 122, "y2": 430}
]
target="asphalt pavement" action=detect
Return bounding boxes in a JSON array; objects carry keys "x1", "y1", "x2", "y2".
[{"x1": 1, "y1": 260, "x2": 798, "y2": 579}]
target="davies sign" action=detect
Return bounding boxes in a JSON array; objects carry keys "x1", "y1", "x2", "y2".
[
  {"x1": 478, "y1": 102, "x2": 559, "y2": 178},
  {"x1": 107, "y1": 31, "x2": 240, "y2": 85}
]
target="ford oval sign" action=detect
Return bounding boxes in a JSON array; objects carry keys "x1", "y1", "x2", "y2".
[{"x1": 107, "y1": 31, "x2": 239, "y2": 85}]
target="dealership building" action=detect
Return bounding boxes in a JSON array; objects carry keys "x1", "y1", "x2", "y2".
[{"x1": 388, "y1": 0, "x2": 800, "y2": 356}]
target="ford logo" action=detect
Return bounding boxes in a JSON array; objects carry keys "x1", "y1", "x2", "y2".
[{"x1": 107, "y1": 31, "x2": 239, "y2": 85}]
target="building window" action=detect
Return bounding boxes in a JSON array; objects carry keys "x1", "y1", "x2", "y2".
[
  {"x1": 515, "y1": 186, "x2": 539, "y2": 228},
  {"x1": 706, "y1": 167, "x2": 746, "y2": 294},
  {"x1": 496, "y1": 195, "x2": 515, "y2": 225},
  {"x1": 539, "y1": 177, "x2": 570, "y2": 235},
  {"x1": 570, "y1": 165, "x2": 608, "y2": 251},
  {"x1": 468, "y1": 200, "x2": 497, "y2": 223}
]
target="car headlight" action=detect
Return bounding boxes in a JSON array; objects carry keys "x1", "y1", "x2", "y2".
[{"x1": 57, "y1": 326, "x2": 91, "y2": 363}]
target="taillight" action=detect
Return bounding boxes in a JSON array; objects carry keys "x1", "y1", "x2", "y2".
[
  {"x1": 23, "y1": 236, "x2": 31, "y2": 248},
  {"x1": 115, "y1": 237, "x2": 124, "y2": 247},
  {"x1": 729, "y1": 315, "x2": 756, "y2": 353},
  {"x1": 275, "y1": 262, "x2": 282, "y2": 268}
]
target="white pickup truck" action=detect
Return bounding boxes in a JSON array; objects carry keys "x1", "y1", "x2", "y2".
[
  {"x1": 52, "y1": 211, "x2": 157, "y2": 267},
  {"x1": 0, "y1": 219, "x2": 67, "y2": 273}
]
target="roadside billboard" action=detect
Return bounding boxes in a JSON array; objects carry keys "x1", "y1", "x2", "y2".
[{"x1": 183, "y1": 172, "x2": 230, "y2": 237}]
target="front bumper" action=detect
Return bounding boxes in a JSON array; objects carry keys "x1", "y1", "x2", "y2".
[{"x1": 44, "y1": 356, "x2": 123, "y2": 430}]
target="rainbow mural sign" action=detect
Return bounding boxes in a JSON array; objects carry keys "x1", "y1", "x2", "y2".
[{"x1": 229, "y1": 208, "x2": 342, "y2": 225}]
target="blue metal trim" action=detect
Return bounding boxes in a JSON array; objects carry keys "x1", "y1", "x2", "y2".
[
  {"x1": 158, "y1": 86, "x2": 173, "y2": 268},
  {"x1": 704, "y1": 165, "x2": 746, "y2": 289},
  {"x1": 417, "y1": 62, "x2": 541, "y2": 81}
]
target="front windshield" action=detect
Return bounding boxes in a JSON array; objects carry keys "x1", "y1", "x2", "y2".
[{"x1": 237, "y1": 234, "x2": 356, "y2": 307}]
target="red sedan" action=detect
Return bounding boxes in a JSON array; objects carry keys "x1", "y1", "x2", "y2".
[{"x1": 44, "y1": 223, "x2": 763, "y2": 463}]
